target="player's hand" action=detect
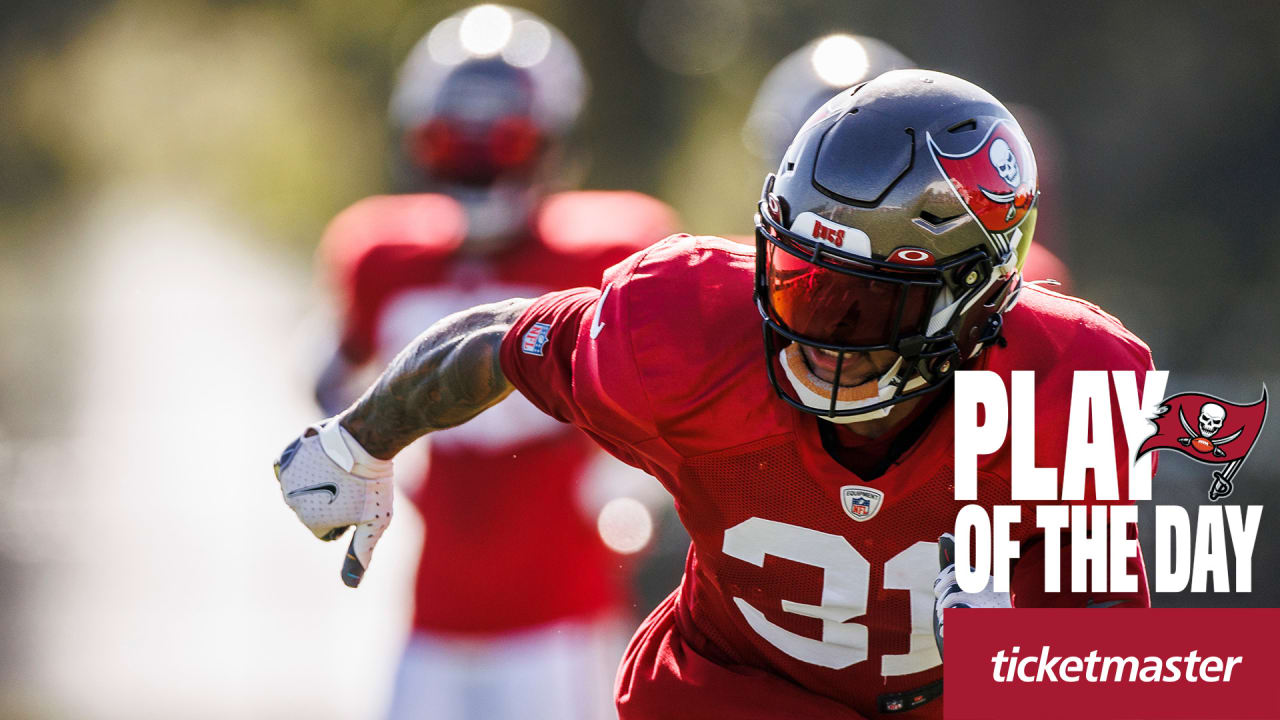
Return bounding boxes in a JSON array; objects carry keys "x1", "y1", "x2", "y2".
[
  {"x1": 273, "y1": 418, "x2": 394, "y2": 588},
  {"x1": 932, "y1": 532, "x2": 1012, "y2": 659}
]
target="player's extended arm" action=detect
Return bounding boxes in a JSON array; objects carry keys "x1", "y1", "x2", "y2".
[
  {"x1": 342, "y1": 297, "x2": 532, "y2": 458},
  {"x1": 273, "y1": 298, "x2": 533, "y2": 587}
]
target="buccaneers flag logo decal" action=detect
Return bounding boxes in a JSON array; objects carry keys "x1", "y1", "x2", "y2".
[
  {"x1": 927, "y1": 120, "x2": 1038, "y2": 236},
  {"x1": 1137, "y1": 388, "x2": 1268, "y2": 501}
]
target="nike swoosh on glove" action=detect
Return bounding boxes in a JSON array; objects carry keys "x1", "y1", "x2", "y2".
[
  {"x1": 932, "y1": 532, "x2": 1011, "y2": 659},
  {"x1": 274, "y1": 419, "x2": 394, "y2": 588}
]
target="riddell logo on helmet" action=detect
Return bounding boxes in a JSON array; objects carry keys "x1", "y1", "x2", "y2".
[{"x1": 812, "y1": 220, "x2": 845, "y2": 246}]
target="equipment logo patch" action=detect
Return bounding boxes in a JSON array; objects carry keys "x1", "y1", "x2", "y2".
[
  {"x1": 840, "y1": 485, "x2": 884, "y2": 522},
  {"x1": 521, "y1": 322, "x2": 552, "y2": 356}
]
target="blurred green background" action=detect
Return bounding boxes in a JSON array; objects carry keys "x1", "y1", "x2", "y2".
[
  {"x1": 7, "y1": 0, "x2": 1280, "y2": 367},
  {"x1": 1, "y1": 1, "x2": 1277, "y2": 717}
]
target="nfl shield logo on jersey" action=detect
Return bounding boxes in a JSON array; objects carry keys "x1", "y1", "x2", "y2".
[
  {"x1": 521, "y1": 322, "x2": 552, "y2": 356},
  {"x1": 840, "y1": 485, "x2": 884, "y2": 522}
]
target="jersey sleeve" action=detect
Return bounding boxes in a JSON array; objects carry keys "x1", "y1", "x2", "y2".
[
  {"x1": 499, "y1": 256, "x2": 663, "y2": 471},
  {"x1": 500, "y1": 287, "x2": 601, "y2": 425}
]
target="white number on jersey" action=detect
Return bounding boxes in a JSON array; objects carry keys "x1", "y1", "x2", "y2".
[{"x1": 722, "y1": 518, "x2": 941, "y2": 674}]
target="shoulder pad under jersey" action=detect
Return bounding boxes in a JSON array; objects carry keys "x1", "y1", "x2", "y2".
[
  {"x1": 318, "y1": 193, "x2": 465, "y2": 288},
  {"x1": 536, "y1": 191, "x2": 679, "y2": 255}
]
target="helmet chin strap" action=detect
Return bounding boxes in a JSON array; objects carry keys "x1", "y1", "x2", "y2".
[{"x1": 780, "y1": 344, "x2": 899, "y2": 423}]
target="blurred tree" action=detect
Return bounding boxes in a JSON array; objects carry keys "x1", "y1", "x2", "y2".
[{"x1": 0, "y1": 0, "x2": 1276, "y2": 372}]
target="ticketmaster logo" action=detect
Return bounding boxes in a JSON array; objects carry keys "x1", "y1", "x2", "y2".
[{"x1": 992, "y1": 646, "x2": 1243, "y2": 683}]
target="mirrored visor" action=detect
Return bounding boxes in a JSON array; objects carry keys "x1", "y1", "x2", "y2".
[
  {"x1": 407, "y1": 115, "x2": 543, "y2": 185},
  {"x1": 763, "y1": 231, "x2": 941, "y2": 347}
]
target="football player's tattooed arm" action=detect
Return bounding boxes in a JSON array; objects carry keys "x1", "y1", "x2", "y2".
[{"x1": 340, "y1": 298, "x2": 534, "y2": 459}]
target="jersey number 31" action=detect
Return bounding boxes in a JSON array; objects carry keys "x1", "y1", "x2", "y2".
[{"x1": 723, "y1": 517, "x2": 941, "y2": 673}]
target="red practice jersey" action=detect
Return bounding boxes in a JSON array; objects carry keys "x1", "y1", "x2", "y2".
[
  {"x1": 321, "y1": 190, "x2": 678, "y2": 635},
  {"x1": 499, "y1": 235, "x2": 1153, "y2": 719}
]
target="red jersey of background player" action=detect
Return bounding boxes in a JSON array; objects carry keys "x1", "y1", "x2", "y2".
[
  {"x1": 321, "y1": 189, "x2": 676, "y2": 635},
  {"x1": 499, "y1": 234, "x2": 1152, "y2": 719}
]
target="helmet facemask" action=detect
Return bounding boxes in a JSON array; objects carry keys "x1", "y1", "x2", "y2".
[{"x1": 755, "y1": 176, "x2": 1024, "y2": 423}]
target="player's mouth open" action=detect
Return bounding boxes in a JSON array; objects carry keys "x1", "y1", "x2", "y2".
[{"x1": 800, "y1": 345, "x2": 893, "y2": 387}]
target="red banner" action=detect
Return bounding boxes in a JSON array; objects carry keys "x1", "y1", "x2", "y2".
[
  {"x1": 945, "y1": 608, "x2": 1280, "y2": 719},
  {"x1": 1137, "y1": 390, "x2": 1267, "y2": 465}
]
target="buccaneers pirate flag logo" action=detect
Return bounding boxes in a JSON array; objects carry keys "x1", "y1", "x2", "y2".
[
  {"x1": 927, "y1": 119, "x2": 1038, "y2": 239},
  {"x1": 1137, "y1": 388, "x2": 1268, "y2": 501}
]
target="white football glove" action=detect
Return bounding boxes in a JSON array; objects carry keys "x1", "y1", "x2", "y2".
[
  {"x1": 932, "y1": 532, "x2": 1011, "y2": 659},
  {"x1": 273, "y1": 419, "x2": 394, "y2": 587}
]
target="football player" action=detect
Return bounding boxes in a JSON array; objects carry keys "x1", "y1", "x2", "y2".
[
  {"x1": 744, "y1": 33, "x2": 1070, "y2": 290},
  {"x1": 309, "y1": 6, "x2": 677, "y2": 719},
  {"x1": 742, "y1": 33, "x2": 914, "y2": 168},
  {"x1": 280, "y1": 70, "x2": 1151, "y2": 719}
]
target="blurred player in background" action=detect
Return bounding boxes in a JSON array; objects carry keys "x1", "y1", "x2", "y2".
[
  {"x1": 742, "y1": 33, "x2": 914, "y2": 172},
  {"x1": 742, "y1": 33, "x2": 1070, "y2": 289},
  {"x1": 312, "y1": 6, "x2": 677, "y2": 719}
]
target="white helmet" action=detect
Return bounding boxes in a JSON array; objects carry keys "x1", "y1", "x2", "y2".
[{"x1": 389, "y1": 5, "x2": 588, "y2": 250}]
